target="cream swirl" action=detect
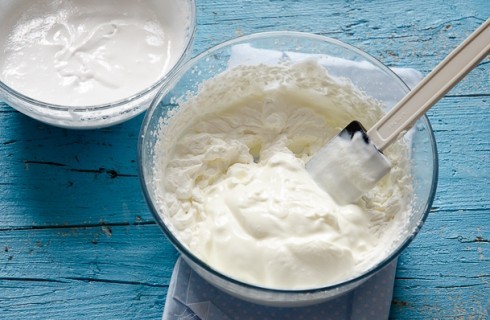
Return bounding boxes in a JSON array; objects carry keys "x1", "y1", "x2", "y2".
[{"x1": 0, "y1": 0, "x2": 191, "y2": 106}]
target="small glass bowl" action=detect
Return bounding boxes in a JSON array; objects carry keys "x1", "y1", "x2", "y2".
[
  {"x1": 0, "y1": 0, "x2": 196, "y2": 129},
  {"x1": 139, "y1": 31, "x2": 438, "y2": 306}
]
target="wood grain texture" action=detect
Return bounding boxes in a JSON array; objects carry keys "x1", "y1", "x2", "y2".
[{"x1": 0, "y1": 0, "x2": 489, "y2": 319}]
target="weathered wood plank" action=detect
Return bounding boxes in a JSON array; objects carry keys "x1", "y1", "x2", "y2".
[
  {"x1": 0, "y1": 225, "x2": 176, "y2": 319},
  {"x1": 1, "y1": 225, "x2": 178, "y2": 284},
  {"x1": 392, "y1": 211, "x2": 489, "y2": 318},
  {"x1": 0, "y1": 112, "x2": 151, "y2": 228},
  {"x1": 0, "y1": 280, "x2": 168, "y2": 320}
]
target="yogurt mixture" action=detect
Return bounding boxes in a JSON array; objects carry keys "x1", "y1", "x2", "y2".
[
  {"x1": 153, "y1": 60, "x2": 413, "y2": 289},
  {"x1": 0, "y1": 0, "x2": 192, "y2": 106}
]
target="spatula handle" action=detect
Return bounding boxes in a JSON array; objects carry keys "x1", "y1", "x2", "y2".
[{"x1": 368, "y1": 18, "x2": 490, "y2": 151}]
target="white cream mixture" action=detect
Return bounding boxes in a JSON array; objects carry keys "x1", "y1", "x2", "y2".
[
  {"x1": 0, "y1": 0, "x2": 192, "y2": 106},
  {"x1": 153, "y1": 60, "x2": 413, "y2": 289}
]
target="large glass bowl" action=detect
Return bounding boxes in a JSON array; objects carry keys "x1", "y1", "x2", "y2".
[
  {"x1": 0, "y1": 0, "x2": 196, "y2": 129},
  {"x1": 139, "y1": 32, "x2": 438, "y2": 306}
]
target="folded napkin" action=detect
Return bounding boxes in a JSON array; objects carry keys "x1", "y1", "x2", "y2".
[
  {"x1": 163, "y1": 257, "x2": 397, "y2": 320},
  {"x1": 161, "y1": 46, "x2": 423, "y2": 319}
]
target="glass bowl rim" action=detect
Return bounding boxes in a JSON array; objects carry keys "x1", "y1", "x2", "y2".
[
  {"x1": 0, "y1": 0, "x2": 196, "y2": 113},
  {"x1": 139, "y1": 30, "x2": 439, "y2": 295}
]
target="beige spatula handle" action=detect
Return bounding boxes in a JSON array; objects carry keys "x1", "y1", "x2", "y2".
[{"x1": 368, "y1": 18, "x2": 490, "y2": 151}]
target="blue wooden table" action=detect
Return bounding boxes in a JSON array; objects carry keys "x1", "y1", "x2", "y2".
[{"x1": 1, "y1": 1, "x2": 489, "y2": 319}]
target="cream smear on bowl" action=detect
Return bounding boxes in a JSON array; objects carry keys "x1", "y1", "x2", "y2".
[
  {"x1": 0, "y1": 0, "x2": 192, "y2": 107},
  {"x1": 152, "y1": 60, "x2": 414, "y2": 290}
]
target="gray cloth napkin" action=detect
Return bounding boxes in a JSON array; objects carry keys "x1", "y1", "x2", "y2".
[
  {"x1": 163, "y1": 257, "x2": 397, "y2": 320},
  {"x1": 161, "y1": 64, "x2": 423, "y2": 320}
]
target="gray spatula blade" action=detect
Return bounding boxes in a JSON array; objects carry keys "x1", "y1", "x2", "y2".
[{"x1": 306, "y1": 121, "x2": 392, "y2": 205}]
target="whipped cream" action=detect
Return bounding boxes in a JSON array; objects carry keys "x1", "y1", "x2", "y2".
[
  {"x1": 0, "y1": 0, "x2": 192, "y2": 106},
  {"x1": 153, "y1": 60, "x2": 413, "y2": 289}
]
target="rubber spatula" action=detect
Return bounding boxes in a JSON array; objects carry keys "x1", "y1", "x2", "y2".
[{"x1": 306, "y1": 18, "x2": 490, "y2": 205}]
